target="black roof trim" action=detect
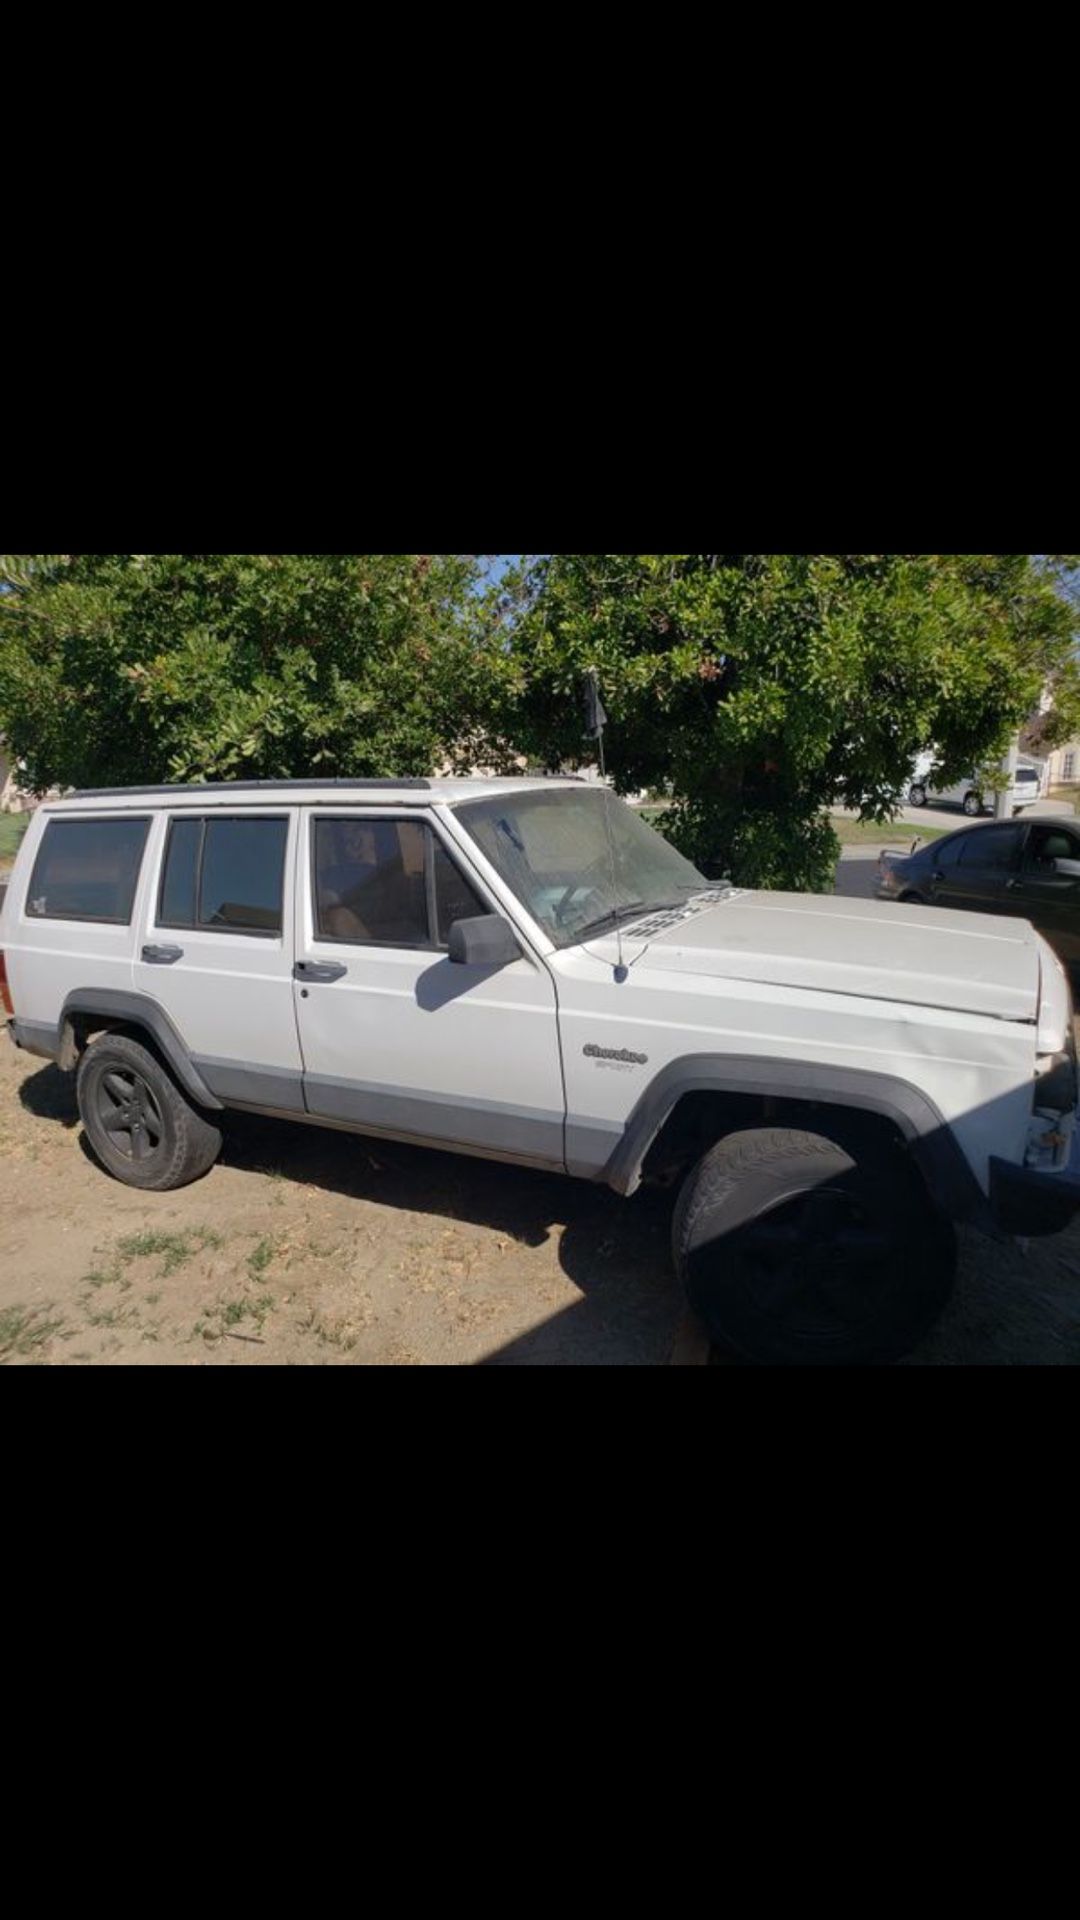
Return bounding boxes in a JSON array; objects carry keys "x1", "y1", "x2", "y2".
[{"x1": 68, "y1": 779, "x2": 434, "y2": 800}]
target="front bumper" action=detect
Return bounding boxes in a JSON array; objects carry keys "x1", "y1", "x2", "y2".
[{"x1": 989, "y1": 1125, "x2": 1080, "y2": 1237}]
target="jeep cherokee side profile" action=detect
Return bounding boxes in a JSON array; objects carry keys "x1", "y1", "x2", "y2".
[{"x1": 3, "y1": 778, "x2": 1079, "y2": 1366}]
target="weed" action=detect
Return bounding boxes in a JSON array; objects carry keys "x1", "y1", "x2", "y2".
[
  {"x1": 247, "y1": 1238, "x2": 275, "y2": 1279},
  {"x1": 0, "y1": 1304, "x2": 65, "y2": 1363},
  {"x1": 116, "y1": 1227, "x2": 224, "y2": 1278}
]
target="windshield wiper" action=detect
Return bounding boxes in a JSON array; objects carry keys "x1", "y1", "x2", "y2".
[{"x1": 571, "y1": 902, "x2": 648, "y2": 942}]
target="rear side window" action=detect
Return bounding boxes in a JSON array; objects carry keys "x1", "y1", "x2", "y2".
[
  {"x1": 957, "y1": 825, "x2": 1022, "y2": 872},
  {"x1": 159, "y1": 817, "x2": 289, "y2": 934},
  {"x1": 26, "y1": 818, "x2": 150, "y2": 924},
  {"x1": 935, "y1": 836, "x2": 967, "y2": 872}
]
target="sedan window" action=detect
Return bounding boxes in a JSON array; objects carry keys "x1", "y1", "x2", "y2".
[
  {"x1": 956, "y1": 825, "x2": 1022, "y2": 872},
  {"x1": 1025, "y1": 826, "x2": 1080, "y2": 871}
]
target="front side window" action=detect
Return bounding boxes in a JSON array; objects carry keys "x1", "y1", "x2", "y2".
[
  {"x1": 1025, "y1": 826, "x2": 1080, "y2": 873},
  {"x1": 313, "y1": 819, "x2": 486, "y2": 948},
  {"x1": 455, "y1": 788, "x2": 707, "y2": 949},
  {"x1": 27, "y1": 817, "x2": 150, "y2": 924},
  {"x1": 159, "y1": 816, "x2": 289, "y2": 934}
]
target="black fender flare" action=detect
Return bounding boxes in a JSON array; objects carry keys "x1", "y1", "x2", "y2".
[
  {"x1": 59, "y1": 989, "x2": 223, "y2": 1111},
  {"x1": 603, "y1": 1053, "x2": 990, "y2": 1228}
]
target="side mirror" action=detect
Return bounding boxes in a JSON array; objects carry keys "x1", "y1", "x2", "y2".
[{"x1": 448, "y1": 914, "x2": 521, "y2": 968}]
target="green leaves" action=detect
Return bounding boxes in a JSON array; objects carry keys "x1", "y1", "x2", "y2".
[
  {"x1": 480, "y1": 554, "x2": 1080, "y2": 893},
  {"x1": 0, "y1": 553, "x2": 487, "y2": 793}
]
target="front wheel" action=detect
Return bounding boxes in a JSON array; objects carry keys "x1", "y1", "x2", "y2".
[
  {"x1": 963, "y1": 791, "x2": 983, "y2": 817},
  {"x1": 673, "y1": 1128, "x2": 956, "y2": 1366},
  {"x1": 908, "y1": 784, "x2": 927, "y2": 807}
]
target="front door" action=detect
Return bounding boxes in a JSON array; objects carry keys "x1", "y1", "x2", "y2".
[
  {"x1": 293, "y1": 810, "x2": 565, "y2": 1167},
  {"x1": 1010, "y1": 822, "x2": 1080, "y2": 963}
]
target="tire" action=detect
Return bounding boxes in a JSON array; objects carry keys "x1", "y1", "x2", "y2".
[
  {"x1": 77, "y1": 1032, "x2": 223, "y2": 1192},
  {"x1": 963, "y1": 791, "x2": 982, "y2": 817},
  {"x1": 908, "y1": 785, "x2": 927, "y2": 807},
  {"x1": 898, "y1": 891, "x2": 926, "y2": 905},
  {"x1": 673, "y1": 1128, "x2": 956, "y2": 1367}
]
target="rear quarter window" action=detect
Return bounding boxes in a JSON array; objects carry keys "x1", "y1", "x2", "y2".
[{"x1": 25, "y1": 818, "x2": 151, "y2": 924}]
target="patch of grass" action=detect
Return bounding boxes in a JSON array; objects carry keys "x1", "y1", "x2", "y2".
[
  {"x1": 193, "y1": 1291, "x2": 275, "y2": 1345},
  {"x1": 299, "y1": 1307, "x2": 359, "y2": 1353},
  {"x1": 0, "y1": 1303, "x2": 65, "y2": 1362},
  {"x1": 247, "y1": 1238, "x2": 275, "y2": 1279},
  {"x1": 84, "y1": 1266, "x2": 122, "y2": 1291},
  {"x1": 832, "y1": 816, "x2": 949, "y2": 848},
  {"x1": 86, "y1": 1304, "x2": 138, "y2": 1331},
  {"x1": 0, "y1": 814, "x2": 31, "y2": 861},
  {"x1": 116, "y1": 1227, "x2": 224, "y2": 1278}
]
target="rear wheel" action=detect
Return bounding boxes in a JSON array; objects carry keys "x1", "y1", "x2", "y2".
[
  {"x1": 908, "y1": 784, "x2": 927, "y2": 807},
  {"x1": 673, "y1": 1128, "x2": 956, "y2": 1366},
  {"x1": 77, "y1": 1033, "x2": 222, "y2": 1191},
  {"x1": 963, "y1": 791, "x2": 983, "y2": 817}
]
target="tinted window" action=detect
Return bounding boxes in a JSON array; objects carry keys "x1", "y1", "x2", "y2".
[
  {"x1": 159, "y1": 816, "x2": 288, "y2": 934},
  {"x1": 957, "y1": 826, "x2": 1022, "y2": 873},
  {"x1": 201, "y1": 819, "x2": 288, "y2": 931},
  {"x1": 434, "y1": 843, "x2": 485, "y2": 945},
  {"x1": 314, "y1": 819, "x2": 430, "y2": 946},
  {"x1": 27, "y1": 818, "x2": 150, "y2": 924},
  {"x1": 935, "y1": 836, "x2": 967, "y2": 872},
  {"x1": 1026, "y1": 826, "x2": 1080, "y2": 870},
  {"x1": 159, "y1": 819, "x2": 202, "y2": 926}
]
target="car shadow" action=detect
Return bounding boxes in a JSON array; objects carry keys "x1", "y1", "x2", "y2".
[{"x1": 17, "y1": 1062, "x2": 684, "y2": 1365}]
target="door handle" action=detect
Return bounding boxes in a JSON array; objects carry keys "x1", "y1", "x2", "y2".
[
  {"x1": 294, "y1": 961, "x2": 349, "y2": 984},
  {"x1": 142, "y1": 944, "x2": 184, "y2": 965}
]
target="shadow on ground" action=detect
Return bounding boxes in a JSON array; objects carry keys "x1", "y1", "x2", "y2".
[
  {"x1": 19, "y1": 1063, "x2": 1080, "y2": 1365},
  {"x1": 19, "y1": 1063, "x2": 682, "y2": 1365}
]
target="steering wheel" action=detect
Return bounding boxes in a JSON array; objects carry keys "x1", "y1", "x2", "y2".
[{"x1": 552, "y1": 883, "x2": 608, "y2": 930}]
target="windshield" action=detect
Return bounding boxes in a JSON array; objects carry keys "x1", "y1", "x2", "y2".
[{"x1": 455, "y1": 787, "x2": 709, "y2": 949}]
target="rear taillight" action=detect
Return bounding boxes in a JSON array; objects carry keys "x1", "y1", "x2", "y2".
[{"x1": 0, "y1": 952, "x2": 13, "y2": 1019}]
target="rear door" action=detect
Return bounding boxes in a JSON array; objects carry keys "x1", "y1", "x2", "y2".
[
  {"x1": 929, "y1": 822, "x2": 1027, "y2": 916},
  {"x1": 132, "y1": 809, "x2": 305, "y2": 1109},
  {"x1": 5, "y1": 809, "x2": 151, "y2": 1035},
  {"x1": 293, "y1": 809, "x2": 565, "y2": 1166}
]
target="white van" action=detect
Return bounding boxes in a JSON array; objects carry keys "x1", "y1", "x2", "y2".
[{"x1": 907, "y1": 755, "x2": 1047, "y2": 817}]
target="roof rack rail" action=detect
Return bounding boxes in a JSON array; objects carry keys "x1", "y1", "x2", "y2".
[{"x1": 68, "y1": 779, "x2": 434, "y2": 800}]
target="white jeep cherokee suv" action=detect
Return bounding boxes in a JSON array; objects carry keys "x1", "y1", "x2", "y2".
[{"x1": 2, "y1": 778, "x2": 1078, "y2": 1365}]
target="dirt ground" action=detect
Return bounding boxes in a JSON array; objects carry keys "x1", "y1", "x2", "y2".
[{"x1": 2, "y1": 1035, "x2": 1080, "y2": 1365}]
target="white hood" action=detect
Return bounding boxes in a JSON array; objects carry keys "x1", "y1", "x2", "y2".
[{"x1": 603, "y1": 892, "x2": 1042, "y2": 1024}]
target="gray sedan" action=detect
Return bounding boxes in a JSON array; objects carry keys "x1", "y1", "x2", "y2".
[{"x1": 876, "y1": 818, "x2": 1080, "y2": 967}]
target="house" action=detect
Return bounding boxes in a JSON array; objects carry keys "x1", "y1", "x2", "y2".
[{"x1": 1045, "y1": 741, "x2": 1080, "y2": 791}]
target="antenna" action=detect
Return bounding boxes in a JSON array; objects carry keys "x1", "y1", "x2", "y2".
[{"x1": 585, "y1": 669, "x2": 628, "y2": 983}]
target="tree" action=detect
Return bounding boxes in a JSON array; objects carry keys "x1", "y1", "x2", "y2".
[
  {"x1": 0, "y1": 553, "x2": 487, "y2": 792},
  {"x1": 479, "y1": 553, "x2": 1080, "y2": 891}
]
